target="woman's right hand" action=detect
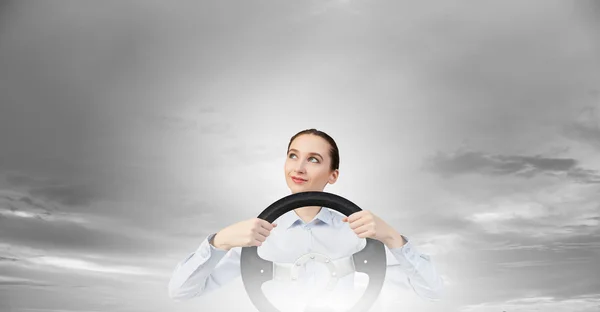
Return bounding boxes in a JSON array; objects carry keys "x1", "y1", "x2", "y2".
[{"x1": 212, "y1": 218, "x2": 278, "y2": 250}]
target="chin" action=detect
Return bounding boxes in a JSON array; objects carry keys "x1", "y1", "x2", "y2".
[
  {"x1": 288, "y1": 185, "x2": 305, "y2": 194},
  {"x1": 290, "y1": 186, "x2": 303, "y2": 194}
]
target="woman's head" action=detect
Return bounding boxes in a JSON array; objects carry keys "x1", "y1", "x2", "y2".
[{"x1": 284, "y1": 129, "x2": 340, "y2": 193}]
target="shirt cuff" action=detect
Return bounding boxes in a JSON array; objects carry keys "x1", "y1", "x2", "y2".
[
  {"x1": 387, "y1": 235, "x2": 422, "y2": 270},
  {"x1": 197, "y1": 233, "x2": 229, "y2": 259}
]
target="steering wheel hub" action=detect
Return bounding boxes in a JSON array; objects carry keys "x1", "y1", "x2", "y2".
[{"x1": 290, "y1": 252, "x2": 342, "y2": 290}]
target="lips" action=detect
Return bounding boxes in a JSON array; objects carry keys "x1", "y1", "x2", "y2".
[{"x1": 291, "y1": 177, "x2": 307, "y2": 184}]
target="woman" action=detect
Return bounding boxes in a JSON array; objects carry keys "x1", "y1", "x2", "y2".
[{"x1": 168, "y1": 129, "x2": 444, "y2": 311}]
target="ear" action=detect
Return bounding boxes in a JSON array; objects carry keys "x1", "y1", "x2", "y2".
[{"x1": 328, "y1": 169, "x2": 339, "y2": 184}]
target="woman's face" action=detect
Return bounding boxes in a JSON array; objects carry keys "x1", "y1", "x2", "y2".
[{"x1": 284, "y1": 134, "x2": 339, "y2": 193}]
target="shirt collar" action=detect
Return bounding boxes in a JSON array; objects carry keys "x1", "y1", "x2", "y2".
[{"x1": 276, "y1": 207, "x2": 334, "y2": 229}]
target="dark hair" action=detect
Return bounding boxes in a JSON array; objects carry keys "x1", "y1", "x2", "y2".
[{"x1": 287, "y1": 128, "x2": 340, "y2": 171}]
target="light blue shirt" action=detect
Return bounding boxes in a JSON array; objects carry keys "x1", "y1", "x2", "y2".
[{"x1": 168, "y1": 207, "x2": 444, "y2": 311}]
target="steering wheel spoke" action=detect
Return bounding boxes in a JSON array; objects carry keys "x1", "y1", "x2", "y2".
[{"x1": 272, "y1": 253, "x2": 356, "y2": 284}]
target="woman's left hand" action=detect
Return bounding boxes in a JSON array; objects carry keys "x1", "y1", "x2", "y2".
[{"x1": 343, "y1": 210, "x2": 406, "y2": 248}]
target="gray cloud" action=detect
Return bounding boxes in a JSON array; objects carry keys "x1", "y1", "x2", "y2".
[
  {"x1": 0, "y1": 189, "x2": 188, "y2": 259},
  {"x1": 28, "y1": 184, "x2": 96, "y2": 207},
  {"x1": 2, "y1": 169, "x2": 175, "y2": 217},
  {"x1": 483, "y1": 235, "x2": 600, "y2": 253},
  {"x1": 564, "y1": 105, "x2": 600, "y2": 149},
  {"x1": 5, "y1": 174, "x2": 96, "y2": 206},
  {"x1": 424, "y1": 149, "x2": 600, "y2": 183},
  {"x1": 0, "y1": 172, "x2": 236, "y2": 263},
  {"x1": 450, "y1": 241, "x2": 600, "y2": 307},
  {"x1": 566, "y1": 168, "x2": 600, "y2": 184},
  {"x1": 0, "y1": 189, "x2": 55, "y2": 217},
  {"x1": 496, "y1": 258, "x2": 590, "y2": 269},
  {"x1": 0, "y1": 276, "x2": 53, "y2": 287},
  {"x1": 0, "y1": 214, "x2": 179, "y2": 259}
]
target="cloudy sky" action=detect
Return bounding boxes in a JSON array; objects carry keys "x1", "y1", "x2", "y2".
[{"x1": 1, "y1": 1, "x2": 600, "y2": 311}]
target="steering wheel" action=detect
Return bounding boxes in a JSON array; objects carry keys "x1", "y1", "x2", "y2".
[{"x1": 240, "y1": 191, "x2": 387, "y2": 312}]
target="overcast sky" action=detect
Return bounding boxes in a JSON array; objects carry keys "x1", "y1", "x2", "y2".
[{"x1": 1, "y1": 1, "x2": 600, "y2": 312}]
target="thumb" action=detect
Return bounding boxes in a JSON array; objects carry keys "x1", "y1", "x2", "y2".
[
  {"x1": 272, "y1": 223, "x2": 278, "y2": 227},
  {"x1": 342, "y1": 217, "x2": 348, "y2": 222}
]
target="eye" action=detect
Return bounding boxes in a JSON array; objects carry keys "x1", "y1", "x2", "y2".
[
  {"x1": 309, "y1": 157, "x2": 319, "y2": 163},
  {"x1": 288, "y1": 153, "x2": 297, "y2": 159}
]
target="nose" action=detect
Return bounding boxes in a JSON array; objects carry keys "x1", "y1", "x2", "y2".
[{"x1": 294, "y1": 161, "x2": 307, "y2": 174}]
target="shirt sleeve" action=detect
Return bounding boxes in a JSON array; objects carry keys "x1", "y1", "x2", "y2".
[
  {"x1": 384, "y1": 236, "x2": 444, "y2": 301},
  {"x1": 167, "y1": 233, "x2": 242, "y2": 301}
]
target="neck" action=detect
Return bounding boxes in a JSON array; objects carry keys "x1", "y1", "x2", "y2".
[{"x1": 294, "y1": 206, "x2": 322, "y2": 223}]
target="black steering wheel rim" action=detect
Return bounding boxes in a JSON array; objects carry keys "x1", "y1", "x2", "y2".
[{"x1": 240, "y1": 191, "x2": 387, "y2": 312}]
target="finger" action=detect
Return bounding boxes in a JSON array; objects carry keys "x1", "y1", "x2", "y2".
[
  {"x1": 348, "y1": 221, "x2": 361, "y2": 230},
  {"x1": 344, "y1": 213, "x2": 356, "y2": 223},
  {"x1": 357, "y1": 229, "x2": 375, "y2": 239},
  {"x1": 347, "y1": 211, "x2": 367, "y2": 223},
  {"x1": 349, "y1": 220, "x2": 371, "y2": 230},
  {"x1": 254, "y1": 234, "x2": 267, "y2": 243},
  {"x1": 246, "y1": 237, "x2": 263, "y2": 247},
  {"x1": 354, "y1": 223, "x2": 373, "y2": 235},
  {"x1": 259, "y1": 220, "x2": 277, "y2": 231},
  {"x1": 255, "y1": 227, "x2": 271, "y2": 238}
]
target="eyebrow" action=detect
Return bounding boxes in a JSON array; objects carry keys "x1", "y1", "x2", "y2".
[{"x1": 288, "y1": 149, "x2": 323, "y2": 160}]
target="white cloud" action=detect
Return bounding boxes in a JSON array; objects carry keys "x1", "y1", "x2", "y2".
[
  {"x1": 0, "y1": 243, "x2": 153, "y2": 277},
  {"x1": 0, "y1": 207, "x2": 89, "y2": 224},
  {"x1": 462, "y1": 184, "x2": 600, "y2": 238},
  {"x1": 0, "y1": 209, "x2": 38, "y2": 219},
  {"x1": 18, "y1": 309, "x2": 104, "y2": 312},
  {"x1": 460, "y1": 295, "x2": 600, "y2": 312},
  {"x1": 0, "y1": 242, "x2": 45, "y2": 258},
  {"x1": 27, "y1": 256, "x2": 151, "y2": 276},
  {"x1": 468, "y1": 201, "x2": 548, "y2": 222},
  {"x1": 414, "y1": 232, "x2": 464, "y2": 256},
  {"x1": 0, "y1": 189, "x2": 89, "y2": 224}
]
